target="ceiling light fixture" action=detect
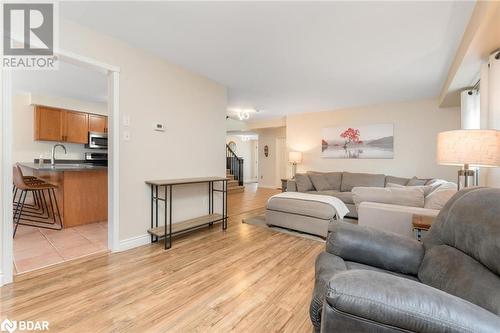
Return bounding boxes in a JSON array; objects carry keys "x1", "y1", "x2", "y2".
[{"x1": 228, "y1": 108, "x2": 260, "y2": 121}]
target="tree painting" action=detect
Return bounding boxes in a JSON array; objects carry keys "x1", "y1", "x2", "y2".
[
  {"x1": 340, "y1": 128, "x2": 361, "y2": 148},
  {"x1": 321, "y1": 124, "x2": 394, "y2": 159}
]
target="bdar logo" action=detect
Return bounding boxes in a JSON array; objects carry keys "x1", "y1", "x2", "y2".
[{"x1": 0, "y1": 319, "x2": 17, "y2": 333}]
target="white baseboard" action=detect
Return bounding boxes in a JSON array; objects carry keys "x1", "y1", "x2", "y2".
[
  {"x1": 0, "y1": 273, "x2": 3, "y2": 287},
  {"x1": 118, "y1": 234, "x2": 151, "y2": 252}
]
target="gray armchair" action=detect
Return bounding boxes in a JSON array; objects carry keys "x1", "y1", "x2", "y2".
[{"x1": 311, "y1": 187, "x2": 500, "y2": 332}]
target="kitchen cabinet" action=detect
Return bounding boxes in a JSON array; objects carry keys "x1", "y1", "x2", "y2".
[
  {"x1": 89, "y1": 114, "x2": 108, "y2": 133},
  {"x1": 34, "y1": 106, "x2": 64, "y2": 141},
  {"x1": 34, "y1": 105, "x2": 107, "y2": 144},
  {"x1": 63, "y1": 111, "x2": 89, "y2": 143}
]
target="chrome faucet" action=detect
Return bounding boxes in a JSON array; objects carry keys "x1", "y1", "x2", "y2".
[{"x1": 51, "y1": 144, "x2": 67, "y2": 166}]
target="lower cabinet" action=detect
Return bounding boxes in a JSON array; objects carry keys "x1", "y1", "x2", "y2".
[{"x1": 33, "y1": 169, "x2": 108, "y2": 227}]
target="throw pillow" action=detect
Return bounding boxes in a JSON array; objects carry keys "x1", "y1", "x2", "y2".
[
  {"x1": 352, "y1": 186, "x2": 425, "y2": 208},
  {"x1": 308, "y1": 171, "x2": 342, "y2": 191},
  {"x1": 309, "y1": 173, "x2": 331, "y2": 191},
  {"x1": 386, "y1": 182, "x2": 435, "y2": 196},
  {"x1": 424, "y1": 184, "x2": 457, "y2": 210},
  {"x1": 407, "y1": 176, "x2": 431, "y2": 186},
  {"x1": 295, "y1": 173, "x2": 314, "y2": 192}
]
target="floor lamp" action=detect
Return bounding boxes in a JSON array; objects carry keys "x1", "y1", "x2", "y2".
[
  {"x1": 437, "y1": 130, "x2": 500, "y2": 190},
  {"x1": 289, "y1": 152, "x2": 303, "y2": 179}
]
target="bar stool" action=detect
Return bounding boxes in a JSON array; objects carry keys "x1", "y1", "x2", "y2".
[
  {"x1": 13, "y1": 166, "x2": 48, "y2": 214},
  {"x1": 13, "y1": 164, "x2": 63, "y2": 237}
]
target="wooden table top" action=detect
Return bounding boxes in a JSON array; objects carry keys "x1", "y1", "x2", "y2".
[
  {"x1": 412, "y1": 214, "x2": 435, "y2": 230},
  {"x1": 145, "y1": 176, "x2": 227, "y2": 186}
]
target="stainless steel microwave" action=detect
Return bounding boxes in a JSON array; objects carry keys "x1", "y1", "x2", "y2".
[{"x1": 86, "y1": 132, "x2": 108, "y2": 149}]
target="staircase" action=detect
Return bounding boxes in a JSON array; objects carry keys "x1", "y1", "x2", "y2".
[
  {"x1": 226, "y1": 169, "x2": 245, "y2": 193},
  {"x1": 226, "y1": 144, "x2": 245, "y2": 194}
]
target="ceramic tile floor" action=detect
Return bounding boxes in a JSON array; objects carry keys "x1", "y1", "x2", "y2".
[{"x1": 13, "y1": 222, "x2": 108, "y2": 274}]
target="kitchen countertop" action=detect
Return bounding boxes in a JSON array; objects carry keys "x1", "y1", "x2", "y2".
[{"x1": 20, "y1": 162, "x2": 108, "y2": 172}]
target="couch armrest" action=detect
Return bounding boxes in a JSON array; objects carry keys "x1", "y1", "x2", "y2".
[
  {"x1": 322, "y1": 270, "x2": 500, "y2": 333},
  {"x1": 358, "y1": 202, "x2": 439, "y2": 239},
  {"x1": 327, "y1": 221, "x2": 423, "y2": 275},
  {"x1": 287, "y1": 179, "x2": 297, "y2": 192}
]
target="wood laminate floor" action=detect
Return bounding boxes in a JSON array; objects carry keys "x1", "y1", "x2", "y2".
[{"x1": 1, "y1": 185, "x2": 323, "y2": 332}]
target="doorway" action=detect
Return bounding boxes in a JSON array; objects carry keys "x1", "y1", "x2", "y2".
[{"x1": 1, "y1": 51, "x2": 120, "y2": 285}]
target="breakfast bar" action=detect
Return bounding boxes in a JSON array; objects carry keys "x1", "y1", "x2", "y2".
[
  {"x1": 145, "y1": 177, "x2": 228, "y2": 249},
  {"x1": 20, "y1": 162, "x2": 108, "y2": 227}
]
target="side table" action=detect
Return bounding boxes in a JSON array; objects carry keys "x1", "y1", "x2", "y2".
[
  {"x1": 281, "y1": 178, "x2": 288, "y2": 192},
  {"x1": 412, "y1": 214, "x2": 435, "y2": 241}
]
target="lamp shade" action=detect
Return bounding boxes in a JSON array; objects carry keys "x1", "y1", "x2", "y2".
[
  {"x1": 437, "y1": 130, "x2": 500, "y2": 167},
  {"x1": 288, "y1": 151, "x2": 303, "y2": 164}
]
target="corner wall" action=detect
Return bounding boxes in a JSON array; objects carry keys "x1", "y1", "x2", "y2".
[
  {"x1": 286, "y1": 99, "x2": 461, "y2": 181},
  {"x1": 58, "y1": 20, "x2": 227, "y2": 243}
]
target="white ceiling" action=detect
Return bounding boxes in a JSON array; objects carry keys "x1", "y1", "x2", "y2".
[
  {"x1": 12, "y1": 60, "x2": 107, "y2": 103},
  {"x1": 60, "y1": 1, "x2": 474, "y2": 119}
]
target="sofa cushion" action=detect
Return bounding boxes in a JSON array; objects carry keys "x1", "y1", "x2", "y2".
[
  {"x1": 385, "y1": 175, "x2": 410, "y2": 186},
  {"x1": 308, "y1": 172, "x2": 342, "y2": 191},
  {"x1": 427, "y1": 188, "x2": 500, "y2": 276},
  {"x1": 352, "y1": 186, "x2": 425, "y2": 208},
  {"x1": 295, "y1": 173, "x2": 314, "y2": 192},
  {"x1": 267, "y1": 195, "x2": 338, "y2": 220},
  {"x1": 419, "y1": 245, "x2": 500, "y2": 316},
  {"x1": 424, "y1": 183, "x2": 457, "y2": 210},
  {"x1": 341, "y1": 172, "x2": 385, "y2": 192}
]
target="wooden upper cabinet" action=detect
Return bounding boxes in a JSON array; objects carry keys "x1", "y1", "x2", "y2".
[
  {"x1": 63, "y1": 111, "x2": 89, "y2": 144},
  {"x1": 34, "y1": 106, "x2": 64, "y2": 141},
  {"x1": 34, "y1": 105, "x2": 107, "y2": 144},
  {"x1": 88, "y1": 114, "x2": 107, "y2": 133}
]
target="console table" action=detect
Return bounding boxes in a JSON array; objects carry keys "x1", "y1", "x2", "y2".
[{"x1": 145, "y1": 177, "x2": 228, "y2": 249}]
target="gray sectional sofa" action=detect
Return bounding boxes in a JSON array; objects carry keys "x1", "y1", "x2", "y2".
[{"x1": 287, "y1": 171, "x2": 424, "y2": 218}]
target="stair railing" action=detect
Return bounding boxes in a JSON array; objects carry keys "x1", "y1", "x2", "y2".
[{"x1": 226, "y1": 144, "x2": 244, "y2": 186}]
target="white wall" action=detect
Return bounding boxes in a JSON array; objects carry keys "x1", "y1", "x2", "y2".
[
  {"x1": 226, "y1": 135, "x2": 257, "y2": 183},
  {"x1": 256, "y1": 127, "x2": 286, "y2": 188},
  {"x1": 12, "y1": 93, "x2": 107, "y2": 163},
  {"x1": 287, "y1": 99, "x2": 461, "y2": 181},
  {"x1": 55, "y1": 20, "x2": 227, "y2": 243}
]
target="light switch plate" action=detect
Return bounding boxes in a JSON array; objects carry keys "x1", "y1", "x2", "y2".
[{"x1": 123, "y1": 131, "x2": 131, "y2": 141}]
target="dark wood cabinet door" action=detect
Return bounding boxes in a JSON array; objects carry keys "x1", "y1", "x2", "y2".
[
  {"x1": 88, "y1": 114, "x2": 107, "y2": 133},
  {"x1": 63, "y1": 111, "x2": 89, "y2": 144},
  {"x1": 34, "y1": 106, "x2": 63, "y2": 142}
]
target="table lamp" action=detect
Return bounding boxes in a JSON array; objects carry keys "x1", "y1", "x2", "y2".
[
  {"x1": 288, "y1": 151, "x2": 303, "y2": 178},
  {"x1": 437, "y1": 130, "x2": 500, "y2": 189}
]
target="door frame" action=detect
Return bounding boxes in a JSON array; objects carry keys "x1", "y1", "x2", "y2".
[{"x1": 1, "y1": 49, "x2": 120, "y2": 285}]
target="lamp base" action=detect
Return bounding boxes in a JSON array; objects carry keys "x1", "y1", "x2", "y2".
[
  {"x1": 457, "y1": 165, "x2": 476, "y2": 190},
  {"x1": 291, "y1": 163, "x2": 297, "y2": 179}
]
